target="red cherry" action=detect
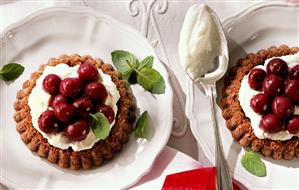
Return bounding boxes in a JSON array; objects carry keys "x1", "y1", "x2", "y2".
[
  {"x1": 54, "y1": 103, "x2": 75, "y2": 122},
  {"x1": 263, "y1": 74, "x2": 284, "y2": 96},
  {"x1": 259, "y1": 114, "x2": 282, "y2": 133},
  {"x1": 85, "y1": 82, "x2": 108, "y2": 103},
  {"x1": 38, "y1": 110, "x2": 62, "y2": 133},
  {"x1": 96, "y1": 105, "x2": 115, "y2": 123},
  {"x1": 42, "y1": 74, "x2": 61, "y2": 95},
  {"x1": 77, "y1": 63, "x2": 99, "y2": 82},
  {"x1": 285, "y1": 80, "x2": 299, "y2": 102},
  {"x1": 289, "y1": 65, "x2": 299, "y2": 80},
  {"x1": 73, "y1": 97, "x2": 93, "y2": 117},
  {"x1": 59, "y1": 77, "x2": 82, "y2": 98},
  {"x1": 248, "y1": 68, "x2": 267, "y2": 90},
  {"x1": 51, "y1": 94, "x2": 68, "y2": 108},
  {"x1": 65, "y1": 120, "x2": 89, "y2": 141},
  {"x1": 266, "y1": 58, "x2": 288, "y2": 77},
  {"x1": 272, "y1": 96, "x2": 294, "y2": 119},
  {"x1": 287, "y1": 116, "x2": 299, "y2": 134},
  {"x1": 250, "y1": 93, "x2": 272, "y2": 115}
]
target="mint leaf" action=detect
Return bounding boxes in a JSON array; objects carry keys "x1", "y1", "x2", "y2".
[
  {"x1": 134, "y1": 111, "x2": 149, "y2": 138},
  {"x1": 89, "y1": 112, "x2": 110, "y2": 139},
  {"x1": 111, "y1": 50, "x2": 138, "y2": 80},
  {"x1": 137, "y1": 56, "x2": 154, "y2": 71},
  {"x1": 0, "y1": 63, "x2": 24, "y2": 81},
  {"x1": 241, "y1": 151, "x2": 266, "y2": 177},
  {"x1": 137, "y1": 68, "x2": 165, "y2": 94}
]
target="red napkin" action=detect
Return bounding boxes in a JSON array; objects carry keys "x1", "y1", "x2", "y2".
[{"x1": 162, "y1": 167, "x2": 241, "y2": 190}]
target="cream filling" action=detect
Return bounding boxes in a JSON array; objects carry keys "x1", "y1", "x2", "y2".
[
  {"x1": 28, "y1": 64, "x2": 120, "y2": 151},
  {"x1": 239, "y1": 53, "x2": 299, "y2": 141},
  {"x1": 178, "y1": 4, "x2": 221, "y2": 81}
]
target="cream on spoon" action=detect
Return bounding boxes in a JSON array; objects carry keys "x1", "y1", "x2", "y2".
[{"x1": 179, "y1": 4, "x2": 221, "y2": 81}]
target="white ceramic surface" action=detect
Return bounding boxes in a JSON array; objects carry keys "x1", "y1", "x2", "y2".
[
  {"x1": 186, "y1": 2, "x2": 299, "y2": 190},
  {"x1": 0, "y1": 7, "x2": 173, "y2": 189},
  {"x1": 131, "y1": 146, "x2": 201, "y2": 189}
]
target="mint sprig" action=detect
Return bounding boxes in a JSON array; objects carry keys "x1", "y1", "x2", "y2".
[
  {"x1": 0, "y1": 63, "x2": 24, "y2": 81},
  {"x1": 89, "y1": 112, "x2": 110, "y2": 139},
  {"x1": 241, "y1": 150, "x2": 267, "y2": 177},
  {"x1": 134, "y1": 111, "x2": 150, "y2": 138},
  {"x1": 111, "y1": 50, "x2": 165, "y2": 94}
]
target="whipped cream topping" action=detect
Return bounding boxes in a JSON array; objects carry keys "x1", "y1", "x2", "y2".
[
  {"x1": 28, "y1": 64, "x2": 120, "y2": 151},
  {"x1": 178, "y1": 4, "x2": 221, "y2": 81},
  {"x1": 239, "y1": 53, "x2": 299, "y2": 141}
]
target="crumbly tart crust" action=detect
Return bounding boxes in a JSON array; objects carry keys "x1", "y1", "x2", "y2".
[
  {"x1": 221, "y1": 45, "x2": 299, "y2": 160},
  {"x1": 14, "y1": 54, "x2": 136, "y2": 169}
]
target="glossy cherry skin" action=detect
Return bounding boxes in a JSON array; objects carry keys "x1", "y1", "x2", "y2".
[
  {"x1": 50, "y1": 94, "x2": 68, "y2": 108},
  {"x1": 38, "y1": 110, "x2": 62, "y2": 133},
  {"x1": 287, "y1": 116, "x2": 299, "y2": 134},
  {"x1": 259, "y1": 113, "x2": 282, "y2": 133},
  {"x1": 77, "y1": 63, "x2": 99, "y2": 82},
  {"x1": 266, "y1": 58, "x2": 288, "y2": 77},
  {"x1": 73, "y1": 97, "x2": 93, "y2": 117},
  {"x1": 42, "y1": 74, "x2": 62, "y2": 95},
  {"x1": 248, "y1": 68, "x2": 267, "y2": 90},
  {"x1": 263, "y1": 74, "x2": 284, "y2": 97},
  {"x1": 289, "y1": 65, "x2": 299, "y2": 80},
  {"x1": 54, "y1": 103, "x2": 75, "y2": 123},
  {"x1": 65, "y1": 120, "x2": 90, "y2": 141},
  {"x1": 59, "y1": 77, "x2": 82, "y2": 98},
  {"x1": 250, "y1": 93, "x2": 272, "y2": 115},
  {"x1": 285, "y1": 80, "x2": 299, "y2": 102},
  {"x1": 85, "y1": 82, "x2": 108, "y2": 103},
  {"x1": 272, "y1": 96, "x2": 294, "y2": 119},
  {"x1": 96, "y1": 104, "x2": 115, "y2": 123}
]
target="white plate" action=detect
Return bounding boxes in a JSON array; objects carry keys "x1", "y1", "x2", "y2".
[
  {"x1": 186, "y1": 2, "x2": 299, "y2": 190},
  {"x1": 0, "y1": 7, "x2": 173, "y2": 189},
  {"x1": 132, "y1": 146, "x2": 201, "y2": 189}
]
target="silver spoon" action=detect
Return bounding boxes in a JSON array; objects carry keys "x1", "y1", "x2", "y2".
[{"x1": 180, "y1": 5, "x2": 232, "y2": 190}]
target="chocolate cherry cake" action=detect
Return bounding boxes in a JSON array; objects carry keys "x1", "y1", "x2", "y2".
[
  {"x1": 14, "y1": 54, "x2": 135, "y2": 169},
  {"x1": 221, "y1": 45, "x2": 299, "y2": 160}
]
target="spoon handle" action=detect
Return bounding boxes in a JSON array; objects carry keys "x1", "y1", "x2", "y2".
[{"x1": 206, "y1": 84, "x2": 233, "y2": 190}]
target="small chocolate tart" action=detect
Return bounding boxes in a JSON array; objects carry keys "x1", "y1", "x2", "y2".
[
  {"x1": 221, "y1": 45, "x2": 299, "y2": 160},
  {"x1": 14, "y1": 54, "x2": 136, "y2": 169}
]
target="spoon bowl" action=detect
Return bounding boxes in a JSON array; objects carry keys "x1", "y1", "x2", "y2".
[{"x1": 196, "y1": 5, "x2": 229, "y2": 84}]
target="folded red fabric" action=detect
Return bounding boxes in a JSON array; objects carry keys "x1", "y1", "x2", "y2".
[{"x1": 162, "y1": 167, "x2": 241, "y2": 190}]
